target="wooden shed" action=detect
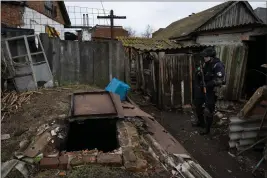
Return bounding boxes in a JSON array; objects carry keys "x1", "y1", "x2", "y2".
[{"x1": 117, "y1": 37, "x2": 210, "y2": 109}]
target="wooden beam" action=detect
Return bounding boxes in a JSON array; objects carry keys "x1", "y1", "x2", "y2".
[{"x1": 238, "y1": 86, "x2": 267, "y2": 118}]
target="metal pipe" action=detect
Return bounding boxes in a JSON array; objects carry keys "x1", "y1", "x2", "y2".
[
  {"x1": 83, "y1": 14, "x2": 85, "y2": 26},
  {"x1": 86, "y1": 14, "x2": 89, "y2": 26}
]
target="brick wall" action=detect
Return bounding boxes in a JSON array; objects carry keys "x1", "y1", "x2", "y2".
[
  {"x1": 1, "y1": 3, "x2": 24, "y2": 27},
  {"x1": 26, "y1": 1, "x2": 65, "y2": 25},
  {"x1": 92, "y1": 26, "x2": 129, "y2": 39},
  {"x1": 1, "y1": 2, "x2": 66, "y2": 27}
]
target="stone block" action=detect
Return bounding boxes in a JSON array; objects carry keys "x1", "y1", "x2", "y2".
[
  {"x1": 83, "y1": 155, "x2": 96, "y2": 164},
  {"x1": 40, "y1": 157, "x2": 59, "y2": 169},
  {"x1": 122, "y1": 147, "x2": 136, "y2": 162},
  {"x1": 131, "y1": 135, "x2": 140, "y2": 147},
  {"x1": 124, "y1": 159, "x2": 147, "y2": 172},
  {"x1": 97, "y1": 153, "x2": 122, "y2": 166},
  {"x1": 70, "y1": 156, "x2": 84, "y2": 167},
  {"x1": 59, "y1": 155, "x2": 69, "y2": 170}
]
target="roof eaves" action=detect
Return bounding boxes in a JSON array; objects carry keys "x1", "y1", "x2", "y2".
[
  {"x1": 195, "y1": 1, "x2": 236, "y2": 33},
  {"x1": 242, "y1": 1, "x2": 264, "y2": 23},
  {"x1": 58, "y1": 1, "x2": 71, "y2": 27}
]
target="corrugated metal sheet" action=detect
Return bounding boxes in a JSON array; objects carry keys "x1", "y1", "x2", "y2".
[
  {"x1": 161, "y1": 54, "x2": 191, "y2": 108},
  {"x1": 215, "y1": 44, "x2": 247, "y2": 100},
  {"x1": 229, "y1": 116, "x2": 267, "y2": 150},
  {"x1": 198, "y1": 2, "x2": 260, "y2": 31},
  {"x1": 229, "y1": 91, "x2": 267, "y2": 151},
  {"x1": 117, "y1": 37, "x2": 181, "y2": 51}
]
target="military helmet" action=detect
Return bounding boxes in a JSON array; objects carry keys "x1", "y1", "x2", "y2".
[{"x1": 200, "y1": 47, "x2": 216, "y2": 57}]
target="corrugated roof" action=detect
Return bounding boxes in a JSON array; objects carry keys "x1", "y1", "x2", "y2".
[
  {"x1": 117, "y1": 37, "x2": 181, "y2": 51},
  {"x1": 154, "y1": 1, "x2": 263, "y2": 40},
  {"x1": 154, "y1": 1, "x2": 233, "y2": 39},
  {"x1": 254, "y1": 7, "x2": 267, "y2": 24}
]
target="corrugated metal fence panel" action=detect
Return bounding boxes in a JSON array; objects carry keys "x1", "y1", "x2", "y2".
[
  {"x1": 215, "y1": 44, "x2": 247, "y2": 100},
  {"x1": 162, "y1": 54, "x2": 191, "y2": 108},
  {"x1": 198, "y1": 2, "x2": 258, "y2": 31}
]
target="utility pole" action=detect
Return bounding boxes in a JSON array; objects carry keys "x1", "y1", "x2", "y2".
[{"x1": 97, "y1": 10, "x2": 126, "y2": 81}]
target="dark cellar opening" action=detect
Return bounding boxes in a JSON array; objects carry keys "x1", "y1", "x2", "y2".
[
  {"x1": 64, "y1": 119, "x2": 119, "y2": 152},
  {"x1": 243, "y1": 35, "x2": 267, "y2": 99}
]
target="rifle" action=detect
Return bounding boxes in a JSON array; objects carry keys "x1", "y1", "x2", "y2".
[
  {"x1": 198, "y1": 59, "x2": 212, "y2": 125},
  {"x1": 198, "y1": 59, "x2": 207, "y2": 100}
]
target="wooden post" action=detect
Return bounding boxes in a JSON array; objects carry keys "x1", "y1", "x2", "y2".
[
  {"x1": 97, "y1": 10, "x2": 126, "y2": 81},
  {"x1": 189, "y1": 54, "x2": 193, "y2": 104},
  {"x1": 158, "y1": 52, "x2": 165, "y2": 109},
  {"x1": 139, "y1": 53, "x2": 145, "y2": 90}
]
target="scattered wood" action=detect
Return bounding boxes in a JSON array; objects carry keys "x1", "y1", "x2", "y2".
[{"x1": 1, "y1": 90, "x2": 42, "y2": 121}]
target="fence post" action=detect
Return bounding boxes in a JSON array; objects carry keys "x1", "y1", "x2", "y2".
[{"x1": 158, "y1": 51, "x2": 165, "y2": 109}]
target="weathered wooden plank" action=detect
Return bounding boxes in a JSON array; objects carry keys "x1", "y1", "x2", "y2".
[{"x1": 238, "y1": 86, "x2": 267, "y2": 118}]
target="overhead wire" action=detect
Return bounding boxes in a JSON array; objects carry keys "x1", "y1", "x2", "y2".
[{"x1": 100, "y1": 0, "x2": 109, "y2": 25}]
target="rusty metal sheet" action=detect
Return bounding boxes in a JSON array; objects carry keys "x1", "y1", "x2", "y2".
[{"x1": 70, "y1": 91, "x2": 124, "y2": 120}]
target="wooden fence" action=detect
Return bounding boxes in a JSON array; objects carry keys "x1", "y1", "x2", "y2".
[{"x1": 40, "y1": 34, "x2": 129, "y2": 88}]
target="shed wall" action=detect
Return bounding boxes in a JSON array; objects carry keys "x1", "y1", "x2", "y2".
[
  {"x1": 135, "y1": 52, "x2": 192, "y2": 109},
  {"x1": 198, "y1": 2, "x2": 259, "y2": 32},
  {"x1": 215, "y1": 44, "x2": 247, "y2": 100},
  {"x1": 160, "y1": 54, "x2": 192, "y2": 108}
]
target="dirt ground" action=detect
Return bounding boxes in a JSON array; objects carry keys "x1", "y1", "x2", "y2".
[
  {"x1": 1, "y1": 85, "x2": 169, "y2": 178},
  {"x1": 130, "y1": 91, "x2": 266, "y2": 178},
  {"x1": 2, "y1": 85, "x2": 265, "y2": 178}
]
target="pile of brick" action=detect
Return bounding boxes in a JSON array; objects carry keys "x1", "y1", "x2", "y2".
[
  {"x1": 9, "y1": 118, "x2": 149, "y2": 173},
  {"x1": 40, "y1": 149, "x2": 123, "y2": 170}
]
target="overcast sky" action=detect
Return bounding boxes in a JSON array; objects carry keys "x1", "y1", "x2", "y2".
[{"x1": 65, "y1": 1, "x2": 266, "y2": 36}]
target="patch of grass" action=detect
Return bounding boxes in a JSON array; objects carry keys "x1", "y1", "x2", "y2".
[
  {"x1": 68, "y1": 165, "x2": 145, "y2": 178},
  {"x1": 1, "y1": 139, "x2": 20, "y2": 162}
]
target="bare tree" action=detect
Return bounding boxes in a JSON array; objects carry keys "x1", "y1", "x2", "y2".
[
  {"x1": 125, "y1": 27, "x2": 136, "y2": 37},
  {"x1": 142, "y1": 25, "x2": 153, "y2": 38}
]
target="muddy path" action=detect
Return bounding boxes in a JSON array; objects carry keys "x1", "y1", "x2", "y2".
[{"x1": 130, "y1": 92, "x2": 265, "y2": 178}]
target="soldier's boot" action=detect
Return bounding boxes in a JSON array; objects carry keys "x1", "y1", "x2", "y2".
[
  {"x1": 199, "y1": 107, "x2": 213, "y2": 135},
  {"x1": 192, "y1": 115, "x2": 205, "y2": 128},
  {"x1": 199, "y1": 117, "x2": 213, "y2": 135}
]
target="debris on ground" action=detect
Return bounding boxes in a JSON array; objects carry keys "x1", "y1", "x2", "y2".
[
  {"x1": 1, "y1": 134, "x2": 11, "y2": 140},
  {"x1": 228, "y1": 84, "x2": 267, "y2": 176},
  {"x1": 1, "y1": 91, "x2": 42, "y2": 121},
  {"x1": 1, "y1": 86, "x2": 172, "y2": 177},
  {"x1": 1, "y1": 159, "x2": 29, "y2": 178}
]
